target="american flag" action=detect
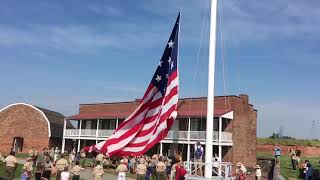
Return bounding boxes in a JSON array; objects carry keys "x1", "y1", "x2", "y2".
[{"x1": 84, "y1": 13, "x2": 180, "y2": 156}]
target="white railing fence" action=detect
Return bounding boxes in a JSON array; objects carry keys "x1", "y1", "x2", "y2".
[
  {"x1": 64, "y1": 129, "x2": 232, "y2": 142},
  {"x1": 169, "y1": 161, "x2": 232, "y2": 180}
]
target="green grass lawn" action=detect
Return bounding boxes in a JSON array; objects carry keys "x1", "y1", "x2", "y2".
[
  {"x1": 257, "y1": 152, "x2": 320, "y2": 179},
  {"x1": 0, "y1": 162, "x2": 23, "y2": 179}
]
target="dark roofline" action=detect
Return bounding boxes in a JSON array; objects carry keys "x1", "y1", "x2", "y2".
[
  {"x1": 79, "y1": 95, "x2": 245, "y2": 106},
  {"x1": 35, "y1": 106, "x2": 65, "y2": 118}
]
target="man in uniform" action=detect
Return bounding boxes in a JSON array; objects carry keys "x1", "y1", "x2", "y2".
[
  {"x1": 3, "y1": 151, "x2": 18, "y2": 180},
  {"x1": 156, "y1": 157, "x2": 166, "y2": 180},
  {"x1": 116, "y1": 159, "x2": 128, "y2": 180},
  {"x1": 71, "y1": 161, "x2": 84, "y2": 180},
  {"x1": 136, "y1": 158, "x2": 147, "y2": 180},
  {"x1": 56, "y1": 154, "x2": 69, "y2": 180},
  {"x1": 95, "y1": 153, "x2": 104, "y2": 166},
  {"x1": 28, "y1": 147, "x2": 38, "y2": 166},
  {"x1": 23, "y1": 157, "x2": 34, "y2": 179},
  {"x1": 93, "y1": 161, "x2": 104, "y2": 180}
]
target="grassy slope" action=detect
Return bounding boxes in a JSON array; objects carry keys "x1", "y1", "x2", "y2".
[
  {"x1": 257, "y1": 152, "x2": 320, "y2": 180},
  {"x1": 258, "y1": 138, "x2": 320, "y2": 147}
]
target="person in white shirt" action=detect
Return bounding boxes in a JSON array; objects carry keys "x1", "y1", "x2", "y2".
[
  {"x1": 255, "y1": 165, "x2": 262, "y2": 180},
  {"x1": 60, "y1": 166, "x2": 70, "y2": 180}
]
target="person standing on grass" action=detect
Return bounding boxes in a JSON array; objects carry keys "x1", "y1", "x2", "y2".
[
  {"x1": 80, "y1": 150, "x2": 86, "y2": 167},
  {"x1": 22, "y1": 157, "x2": 33, "y2": 180},
  {"x1": 305, "y1": 163, "x2": 313, "y2": 180},
  {"x1": 136, "y1": 158, "x2": 147, "y2": 180},
  {"x1": 289, "y1": 149, "x2": 297, "y2": 171},
  {"x1": 116, "y1": 159, "x2": 128, "y2": 180},
  {"x1": 60, "y1": 166, "x2": 70, "y2": 180},
  {"x1": 3, "y1": 151, "x2": 18, "y2": 180},
  {"x1": 56, "y1": 154, "x2": 69, "y2": 180},
  {"x1": 71, "y1": 161, "x2": 84, "y2": 180},
  {"x1": 274, "y1": 145, "x2": 281, "y2": 165},
  {"x1": 93, "y1": 161, "x2": 104, "y2": 180},
  {"x1": 156, "y1": 156, "x2": 166, "y2": 180}
]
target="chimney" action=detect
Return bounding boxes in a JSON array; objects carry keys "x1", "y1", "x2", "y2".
[{"x1": 239, "y1": 94, "x2": 249, "y2": 104}]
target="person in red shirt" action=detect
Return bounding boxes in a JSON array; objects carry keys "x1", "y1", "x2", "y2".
[{"x1": 175, "y1": 162, "x2": 187, "y2": 180}]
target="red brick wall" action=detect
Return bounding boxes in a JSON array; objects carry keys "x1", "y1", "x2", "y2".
[
  {"x1": 214, "y1": 95, "x2": 257, "y2": 168},
  {"x1": 0, "y1": 104, "x2": 50, "y2": 154}
]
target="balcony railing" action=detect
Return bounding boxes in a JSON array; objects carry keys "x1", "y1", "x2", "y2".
[
  {"x1": 64, "y1": 129, "x2": 232, "y2": 142},
  {"x1": 165, "y1": 130, "x2": 232, "y2": 142}
]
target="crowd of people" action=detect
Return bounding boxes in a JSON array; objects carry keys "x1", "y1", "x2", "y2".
[{"x1": 0, "y1": 142, "x2": 266, "y2": 180}]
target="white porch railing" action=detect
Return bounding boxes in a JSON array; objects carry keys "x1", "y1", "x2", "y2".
[
  {"x1": 64, "y1": 129, "x2": 232, "y2": 142},
  {"x1": 80, "y1": 129, "x2": 96, "y2": 136},
  {"x1": 65, "y1": 129, "x2": 79, "y2": 136},
  {"x1": 98, "y1": 130, "x2": 114, "y2": 137},
  {"x1": 165, "y1": 130, "x2": 232, "y2": 142}
]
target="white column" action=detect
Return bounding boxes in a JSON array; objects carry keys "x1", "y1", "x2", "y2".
[
  {"x1": 77, "y1": 139, "x2": 81, "y2": 153},
  {"x1": 96, "y1": 119, "x2": 100, "y2": 138},
  {"x1": 62, "y1": 119, "x2": 67, "y2": 153},
  {"x1": 160, "y1": 142, "x2": 163, "y2": 155},
  {"x1": 205, "y1": 0, "x2": 218, "y2": 178},
  {"x1": 116, "y1": 118, "x2": 119, "y2": 129},
  {"x1": 218, "y1": 116, "x2": 222, "y2": 175},
  {"x1": 187, "y1": 118, "x2": 191, "y2": 163},
  {"x1": 79, "y1": 120, "x2": 82, "y2": 137}
]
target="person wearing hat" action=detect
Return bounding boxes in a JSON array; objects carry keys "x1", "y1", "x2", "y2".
[
  {"x1": 23, "y1": 157, "x2": 33, "y2": 180},
  {"x1": 236, "y1": 162, "x2": 247, "y2": 179},
  {"x1": 3, "y1": 151, "x2": 18, "y2": 180},
  {"x1": 156, "y1": 156, "x2": 166, "y2": 180},
  {"x1": 136, "y1": 158, "x2": 147, "y2": 180},
  {"x1": 116, "y1": 159, "x2": 128, "y2": 180},
  {"x1": 254, "y1": 165, "x2": 261, "y2": 180},
  {"x1": 56, "y1": 154, "x2": 69, "y2": 180},
  {"x1": 54, "y1": 147, "x2": 60, "y2": 162},
  {"x1": 71, "y1": 161, "x2": 84, "y2": 180},
  {"x1": 93, "y1": 161, "x2": 104, "y2": 180}
]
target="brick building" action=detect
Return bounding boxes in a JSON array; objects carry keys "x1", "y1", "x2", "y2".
[
  {"x1": 0, "y1": 103, "x2": 65, "y2": 153},
  {"x1": 63, "y1": 94, "x2": 257, "y2": 167}
]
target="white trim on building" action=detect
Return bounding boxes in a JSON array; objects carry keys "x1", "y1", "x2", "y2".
[{"x1": 0, "y1": 103, "x2": 51, "y2": 137}]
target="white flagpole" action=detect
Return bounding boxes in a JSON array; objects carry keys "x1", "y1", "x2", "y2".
[{"x1": 205, "y1": 0, "x2": 218, "y2": 178}]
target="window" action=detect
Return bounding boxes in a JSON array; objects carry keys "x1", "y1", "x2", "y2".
[{"x1": 99, "y1": 119, "x2": 117, "y2": 130}]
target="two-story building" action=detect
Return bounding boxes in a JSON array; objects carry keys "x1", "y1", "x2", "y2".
[{"x1": 62, "y1": 94, "x2": 257, "y2": 167}]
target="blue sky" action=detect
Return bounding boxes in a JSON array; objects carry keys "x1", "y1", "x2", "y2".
[{"x1": 0, "y1": 0, "x2": 320, "y2": 138}]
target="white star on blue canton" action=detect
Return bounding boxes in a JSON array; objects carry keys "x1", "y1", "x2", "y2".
[
  {"x1": 171, "y1": 62, "x2": 174, "y2": 69},
  {"x1": 166, "y1": 74, "x2": 169, "y2": 79},
  {"x1": 168, "y1": 57, "x2": 172, "y2": 64},
  {"x1": 158, "y1": 61, "x2": 163, "y2": 67},
  {"x1": 155, "y1": 75, "x2": 162, "y2": 82},
  {"x1": 168, "y1": 40, "x2": 174, "y2": 48}
]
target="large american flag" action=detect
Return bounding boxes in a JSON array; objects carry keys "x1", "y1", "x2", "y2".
[{"x1": 84, "y1": 13, "x2": 180, "y2": 156}]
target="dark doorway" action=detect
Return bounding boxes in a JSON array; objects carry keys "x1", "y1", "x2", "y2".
[{"x1": 12, "y1": 137, "x2": 24, "y2": 152}]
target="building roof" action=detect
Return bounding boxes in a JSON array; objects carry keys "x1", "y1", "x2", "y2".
[
  {"x1": 0, "y1": 103, "x2": 66, "y2": 138},
  {"x1": 36, "y1": 107, "x2": 66, "y2": 138},
  {"x1": 67, "y1": 97, "x2": 234, "y2": 120}
]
